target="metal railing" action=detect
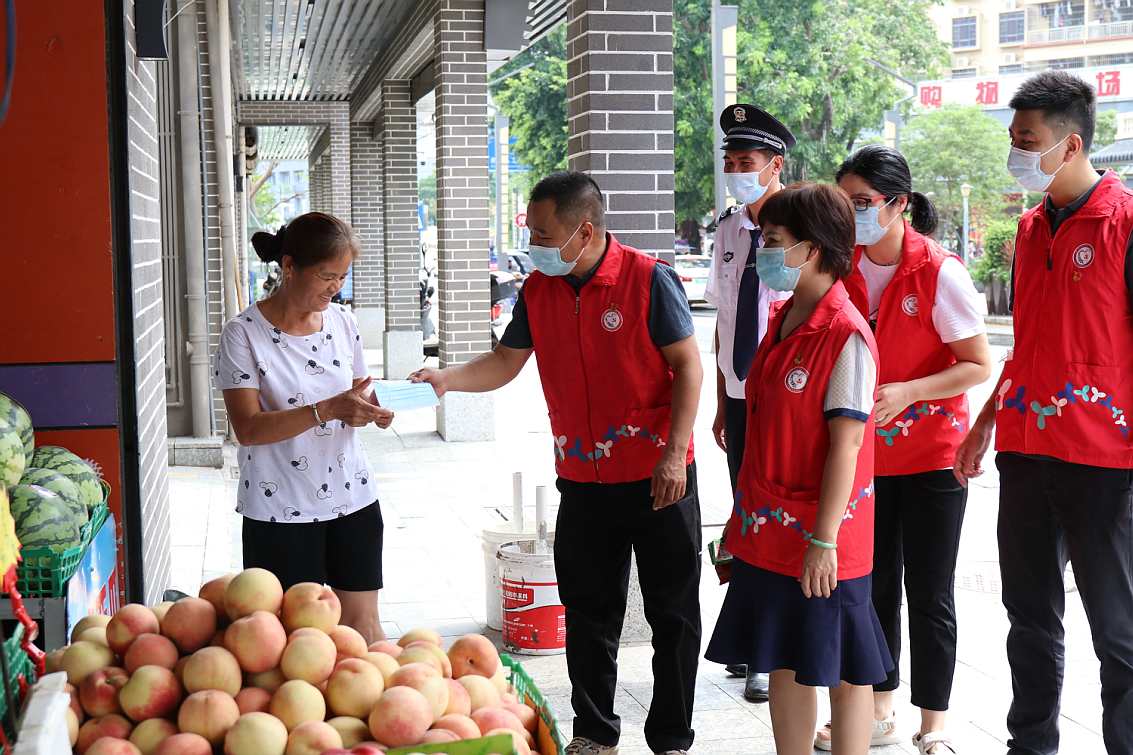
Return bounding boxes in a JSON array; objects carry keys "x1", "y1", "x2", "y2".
[
  {"x1": 1088, "y1": 20, "x2": 1133, "y2": 39},
  {"x1": 1027, "y1": 25, "x2": 1086, "y2": 44}
]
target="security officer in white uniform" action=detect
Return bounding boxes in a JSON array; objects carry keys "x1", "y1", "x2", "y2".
[{"x1": 704, "y1": 104, "x2": 797, "y2": 703}]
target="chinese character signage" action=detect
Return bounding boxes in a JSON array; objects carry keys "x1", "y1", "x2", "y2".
[{"x1": 917, "y1": 65, "x2": 1129, "y2": 110}]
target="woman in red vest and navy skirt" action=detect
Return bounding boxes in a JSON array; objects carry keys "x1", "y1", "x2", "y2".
[
  {"x1": 705, "y1": 182, "x2": 893, "y2": 755},
  {"x1": 817, "y1": 146, "x2": 992, "y2": 755}
]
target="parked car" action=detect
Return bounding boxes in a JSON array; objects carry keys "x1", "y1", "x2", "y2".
[{"x1": 675, "y1": 254, "x2": 711, "y2": 304}]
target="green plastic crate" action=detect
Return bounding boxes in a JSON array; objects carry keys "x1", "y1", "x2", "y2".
[
  {"x1": 502, "y1": 654, "x2": 567, "y2": 755},
  {"x1": 0, "y1": 624, "x2": 36, "y2": 740},
  {"x1": 386, "y1": 733, "x2": 516, "y2": 755},
  {"x1": 14, "y1": 481, "x2": 111, "y2": 597}
]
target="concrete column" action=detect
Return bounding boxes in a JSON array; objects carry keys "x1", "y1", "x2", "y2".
[
  {"x1": 382, "y1": 82, "x2": 424, "y2": 379},
  {"x1": 433, "y1": 0, "x2": 495, "y2": 441},
  {"x1": 567, "y1": 0, "x2": 676, "y2": 264},
  {"x1": 329, "y1": 110, "x2": 352, "y2": 220},
  {"x1": 351, "y1": 120, "x2": 386, "y2": 348}
]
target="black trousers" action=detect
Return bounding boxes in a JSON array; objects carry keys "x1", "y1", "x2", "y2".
[
  {"x1": 554, "y1": 463, "x2": 702, "y2": 753},
  {"x1": 724, "y1": 396, "x2": 747, "y2": 495},
  {"x1": 997, "y1": 452, "x2": 1133, "y2": 755},
  {"x1": 871, "y1": 470, "x2": 967, "y2": 710}
]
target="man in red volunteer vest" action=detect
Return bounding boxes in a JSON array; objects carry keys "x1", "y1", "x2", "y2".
[
  {"x1": 955, "y1": 71, "x2": 1133, "y2": 755},
  {"x1": 410, "y1": 171, "x2": 704, "y2": 755}
]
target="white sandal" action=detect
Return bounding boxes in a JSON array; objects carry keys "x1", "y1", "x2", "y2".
[
  {"x1": 913, "y1": 731, "x2": 957, "y2": 755},
  {"x1": 814, "y1": 714, "x2": 901, "y2": 751}
]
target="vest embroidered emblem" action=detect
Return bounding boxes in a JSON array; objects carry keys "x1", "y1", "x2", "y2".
[
  {"x1": 601, "y1": 304, "x2": 623, "y2": 332},
  {"x1": 1072, "y1": 244, "x2": 1095, "y2": 268},
  {"x1": 785, "y1": 366, "x2": 809, "y2": 393},
  {"x1": 902, "y1": 294, "x2": 919, "y2": 316}
]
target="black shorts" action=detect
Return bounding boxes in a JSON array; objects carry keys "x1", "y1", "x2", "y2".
[{"x1": 241, "y1": 500, "x2": 384, "y2": 592}]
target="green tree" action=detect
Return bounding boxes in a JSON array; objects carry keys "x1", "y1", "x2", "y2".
[
  {"x1": 1095, "y1": 109, "x2": 1118, "y2": 151},
  {"x1": 901, "y1": 104, "x2": 1015, "y2": 253},
  {"x1": 419, "y1": 169, "x2": 437, "y2": 225},
  {"x1": 489, "y1": 26, "x2": 568, "y2": 195},
  {"x1": 673, "y1": 1, "x2": 715, "y2": 226}
]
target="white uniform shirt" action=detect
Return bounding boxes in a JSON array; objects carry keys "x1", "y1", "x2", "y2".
[
  {"x1": 212, "y1": 302, "x2": 373, "y2": 523},
  {"x1": 705, "y1": 205, "x2": 794, "y2": 399}
]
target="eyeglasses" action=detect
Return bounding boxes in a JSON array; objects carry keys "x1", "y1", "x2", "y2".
[{"x1": 850, "y1": 194, "x2": 888, "y2": 212}]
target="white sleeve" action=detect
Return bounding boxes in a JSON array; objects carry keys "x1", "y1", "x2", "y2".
[
  {"x1": 823, "y1": 332, "x2": 876, "y2": 422},
  {"x1": 213, "y1": 321, "x2": 260, "y2": 391},
  {"x1": 932, "y1": 257, "x2": 986, "y2": 343},
  {"x1": 704, "y1": 230, "x2": 724, "y2": 305}
]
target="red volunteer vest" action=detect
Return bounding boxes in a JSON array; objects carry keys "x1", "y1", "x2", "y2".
[
  {"x1": 995, "y1": 170, "x2": 1133, "y2": 468},
  {"x1": 524, "y1": 234, "x2": 695, "y2": 484},
  {"x1": 725, "y1": 281, "x2": 879, "y2": 580},
  {"x1": 845, "y1": 223, "x2": 970, "y2": 476}
]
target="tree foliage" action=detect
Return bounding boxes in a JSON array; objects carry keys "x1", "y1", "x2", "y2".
[
  {"x1": 673, "y1": 1, "x2": 715, "y2": 226},
  {"x1": 901, "y1": 104, "x2": 1015, "y2": 252},
  {"x1": 1095, "y1": 109, "x2": 1118, "y2": 151},
  {"x1": 972, "y1": 217, "x2": 1019, "y2": 284}
]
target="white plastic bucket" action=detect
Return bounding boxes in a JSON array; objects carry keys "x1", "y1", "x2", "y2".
[
  {"x1": 481, "y1": 522, "x2": 554, "y2": 630},
  {"x1": 498, "y1": 539, "x2": 565, "y2": 655}
]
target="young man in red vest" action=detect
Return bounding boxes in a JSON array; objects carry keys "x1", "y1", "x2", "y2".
[
  {"x1": 955, "y1": 70, "x2": 1133, "y2": 755},
  {"x1": 410, "y1": 171, "x2": 704, "y2": 755}
]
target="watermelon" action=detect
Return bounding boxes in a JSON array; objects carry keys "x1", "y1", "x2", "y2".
[
  {"x1": 19, "y1": 468, "x2": 88, "y2": 529},
  {"x1": 28, "y1": 446, "x2": 102, "y2": 514},
  {"x1": 0, "y1": 393, "x2": 33, "y2": 458},
  {"x1": 0, "y1": 426, "x2": 25, "y2": 489},
  {"x1": 9, "y1": 483, "x2": 82, "y2": 554}
]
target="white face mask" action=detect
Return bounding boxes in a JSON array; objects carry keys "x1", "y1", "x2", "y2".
[{"x1": 1007, "y1": 134, "x2": 1072, "y2": 192}]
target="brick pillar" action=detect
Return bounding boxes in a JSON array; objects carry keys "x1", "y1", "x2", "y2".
[
  {"x1": 567, "y1": 0, "x2": 675, "y2": 264},
  {"x1": 351, "y1": 120, "x2": 386, "y2": 349},
  {"x1": 433, "y1": 0, "x2": 494, "y2": 441},
  {"x1": 329, "y1": 107, "x2": 352, "y2": 220},
  {"x1": 381, "y1": 82, "x2": 424, "y2": 379}
]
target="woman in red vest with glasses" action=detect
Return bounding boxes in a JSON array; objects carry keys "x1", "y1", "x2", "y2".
[
  {"x1": 705, "y1": 182, "x2": 892, "y2": 755},
  {"x1": 818, "y1": 146, "x2": 991, "y2": 755}
]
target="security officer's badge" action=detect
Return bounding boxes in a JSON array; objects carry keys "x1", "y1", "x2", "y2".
[
  {"x1": 734, "y1": 106, "x2": 747, "y2": 123},
  {"x1": 722, "y1": 251, "x2": 733, "y2": 262}
]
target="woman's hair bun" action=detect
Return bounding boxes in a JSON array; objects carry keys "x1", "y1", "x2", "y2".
[{"x1": 251, "y1": 226, "x2": 287, "y2": 264}]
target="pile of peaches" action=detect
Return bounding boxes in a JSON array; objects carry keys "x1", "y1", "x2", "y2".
[{"x1": 48, "y1": 568, "x2": 538, "y2": 755}]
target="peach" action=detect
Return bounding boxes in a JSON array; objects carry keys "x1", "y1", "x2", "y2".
[
  {"x1": 178, "y1": 690, "x2": 240, "y2": 748},
  {"x1": 150, "y1": 602, "x2": 174, "y2": 632},
  {"x1": 63, "y1": 642, "x2": 120, "y2": 687},
  {"x1": 503, "y1": 701, "x2": 538, "y2": 733},
  {"x1": 447, "y1": 633, "x2": 500, "y2": 679},
  {"x1": 325, "y1": 658, "x2": 385, "y2": 719},
  {"x1": 156, "y1": 733, "x2": 212, "y2": 755},
  {"x1": 280, "y1": 583, "x2": 341, "y2": 634},
  {"x1": 77, "y1": 627, "x2": 111, "y2": 647},
  {"x1": 395, "y1": 646, "x2": 443, "y2": 674},
  {"x1": 65, "y1": 682, "x2": 84, "y2": 719},
  {"x1": 224, "y1": 712, "x2": 289, "y2": 755},
  {"x1": 350, "y1": 743, "x2": 387, "y2": 754},
  {"x1": 162, "y1": 598, "x2": 217, "y2": 654},
  {"x1": 270, "y1": 679, "x2": 327, "y2": 732},
  {"x1": 367, "y1": 641, "x2": 401, "y2": 658},
  {"x1": 404, "y1": 675, "x2": 448, "y2": 723},
  {"x1": 182, "y1": 646, "x2": 242, "y2": 697},
  {"x1": 432, "y1": 713, "x2": 481, "y2": 740},
  {"x1": 119, "y1": 665, "x2": 182, "y2": 721},
  {"x1": 358, "y1": 652, "x2": 401, "y2": 686},
  {"x1": 129, "y1": 718, "x2": 179, "y2": 755},
  {"x1": 484, "y1": 727, "x2": 532, "y2": 755},
  {"x1": 77, "y1": 714, "x2": 135, "y2": 754},
  {"x1": 471, "y1": 706, "x2": 525, "y2": 736},
  {"x1": 490, "y1": 661, "x2": 509, "y2": 695},
  {"x1": 326, "y1": 717, "x2": 371, "y2": 749},
  {"x1": 280, "y1": 631, "x2": 337, "y2": 685},
  {"x1": 418, "y1": 728, "x2": 460, "y2": 744},
  {"x1": 388, "y1": 662, "x2": 440, "y2": 689},
  {"x1": 199, "y1": 574, "x2": 236, "y2": 619},
  {"x1": 79, "y1": 666, "x2": 129, "y2": 717},
  {"x1": 46, "y1": 645, "x2": 70, "y2": 674},
  {"x1": 172, "y1": 657, "x2": 189, "y2": 686},
  {"x1": 107, "y1": 604, "x2": 161, "y2": 656},
  {"x1": 406, "y1": 641, "x2": 452, "y2": 677},
  {"x1": 225, "y1": 610, "x2": 287, "y2": 673},
  {"x1": 210, "y1": 628, "x2": 228, "y2": 647},
  {"x1": 285, "y1": 720, "x2": 343, "y2": 755},
  {"x1": 74, "y1": 614, "x2": 112, "y2": 638},
  {"x1": 67, "y1": 707, "x2": 80, "y2": 747},
  {"x1": 396, "y1": 628, "x2": 443, "y2": 649},
  {"x1": 502, "y1": 690, "x2": 519, "y2": 705},
  {"x1": 86, "y1": 738, "x2": 143, "y2": 755},
  {"x1": 224, "y1": 568, "x2": 284, "y2": 621},
  {"x1": 329, "y1": 625, "x2": 367, "y2": 663},
  {"x1": 457, "y1": 673, "x2": 501, "y2": 711},
  {"x1": 245, "y1": 666, "x2": 287, "y2": 693},
  {"x1": 234, "y1": 686, "x2": 273, "y2": 715},
  {"x1": 367, "y1": 686, "x2": 432, "y2": 748},
  {"x1": 444, "y1": 678, "x2": 472, "y2": 716},
  {"x1": 124, "y1": 634, "x2": 179, "y2": 674}
]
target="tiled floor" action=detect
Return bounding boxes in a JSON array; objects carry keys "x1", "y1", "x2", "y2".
[{"x1": 167, "y1": 325, "x2": 1105, "y2": 754}]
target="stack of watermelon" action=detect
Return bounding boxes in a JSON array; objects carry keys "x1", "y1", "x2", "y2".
[{"x1": 0, "y1": 392, "x2": 104, "y2": 555}]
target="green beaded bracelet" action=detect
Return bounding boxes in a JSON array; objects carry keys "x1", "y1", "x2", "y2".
[{"x1": 808, "y1": 537, "x2": 837, "y2": 549}]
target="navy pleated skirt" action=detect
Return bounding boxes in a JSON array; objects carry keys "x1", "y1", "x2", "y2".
[{"x1": 705, "y1": 558, "x2": 894, "y2": 688}]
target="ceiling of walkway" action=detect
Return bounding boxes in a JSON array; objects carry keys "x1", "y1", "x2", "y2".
[{"x1": 256, "y1": 125, "x2": 326, "y2": 160}]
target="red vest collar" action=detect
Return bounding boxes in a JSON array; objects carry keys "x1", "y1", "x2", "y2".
[
  {"x1": 777, "y1": 279, "x2": 851, "y2": 340},
  {"x1": 1029, "y1": 170, "x2": 1130, "y2": 223},
  {"x1": 588, "y1": 233, "x2": 626, "y2": 287}
]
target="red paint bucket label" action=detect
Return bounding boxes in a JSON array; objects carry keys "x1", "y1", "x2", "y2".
[{"x1": 501, "y1": 577, "x2": 565, "y2": 653}]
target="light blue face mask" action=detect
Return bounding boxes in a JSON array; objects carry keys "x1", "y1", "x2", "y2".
[
  {"x1": 855, "y1": 196, "x2": 901, "y2": 246},
  {"x1": 371, "y1": 380, "x2": 440, "y2": 412},
  {"x1": 755, "y1": 241, "x2": 810, "y2": 292},
  {"x1": 725, "y1": 161, "x2": 774, "y2": 205},
  {"x1": 528, "y1": 224, "x2": 585, "y2": 276}
]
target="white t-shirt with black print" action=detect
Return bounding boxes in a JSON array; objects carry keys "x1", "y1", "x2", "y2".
[{"x1": 213, "y1": 302, "x2": 373, "y2": 523}]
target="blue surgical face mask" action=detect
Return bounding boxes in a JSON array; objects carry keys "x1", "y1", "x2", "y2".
[
  {"x1": 855, "y1": 196, "x2": 901, "y2": 246},
  {"x1": 755, "y1": 241, "x2": 810, "y2": 292},
  {"x1": 528, "y1": 224, "x2": 585, "y2": 276},
  {"x1": 1007, "y1": 134, "x2": 1072, "y2": 192},
  {"x1": 725, "y1": 161, "x2": 775, "y2": 205},
  {"x1": 371, "y1": 380, "x2": 440, "y2": 412}
]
